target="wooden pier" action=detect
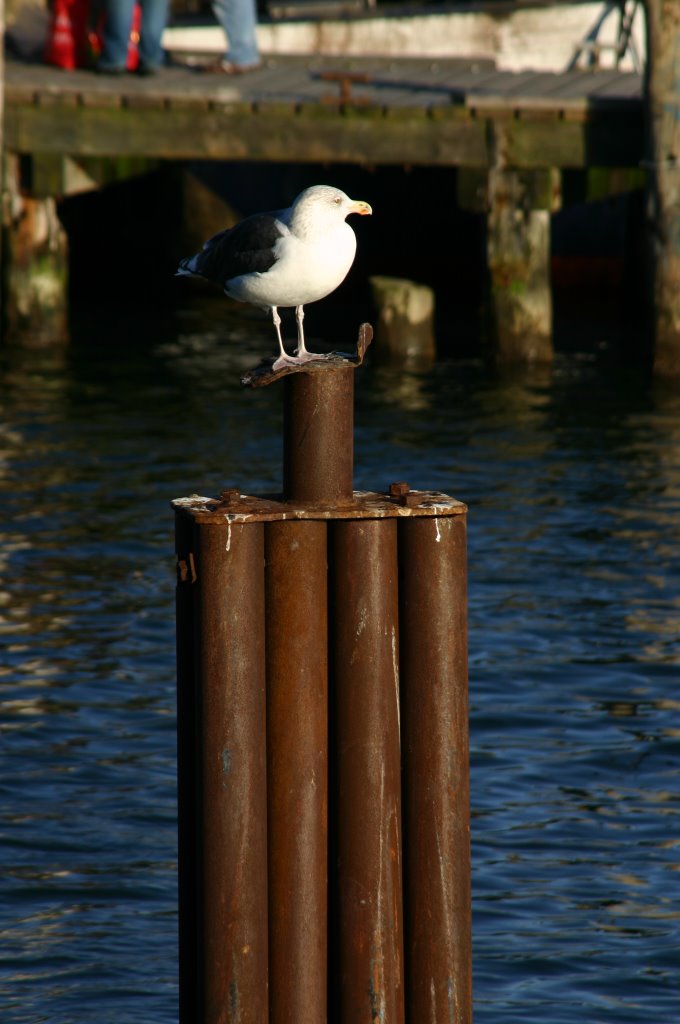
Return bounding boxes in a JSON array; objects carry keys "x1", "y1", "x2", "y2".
[
  {"x1": 1, "y1": 54, "x2": 648, "y2": 362},
  {"x1": 4, "y1": 56, "x2": 643, "y2": 170}
]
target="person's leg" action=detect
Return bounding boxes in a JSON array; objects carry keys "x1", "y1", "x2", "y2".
[
  {"x1": 98, "y1": 0, "x2": 136, "y2": 70},
  {"x1": 211, "y1": 0, "x2": 259, "y2": 67},
  {"x1": 138, "y1": 0, "x2": 170, "y2": 69}
]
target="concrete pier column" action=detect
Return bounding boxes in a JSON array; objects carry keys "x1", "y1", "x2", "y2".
[
  {"x1": 644, "y1": 0, "x2": 680, "y2": 376},
  {"x1": 2, "y1": 156, "x2": 69, "y2": 346}
]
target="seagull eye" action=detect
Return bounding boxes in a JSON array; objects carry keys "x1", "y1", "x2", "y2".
[{"x1": 334, "y1": 196, "x2": 342, "y2": 204}]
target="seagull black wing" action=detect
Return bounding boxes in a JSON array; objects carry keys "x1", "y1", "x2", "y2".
[{"x1": 178, "y1": 212, "x2": 286, "y2": 286}]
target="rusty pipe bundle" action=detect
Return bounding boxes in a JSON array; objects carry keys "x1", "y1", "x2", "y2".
[{"x1": 173, "y1": 353, "x2": 471, "y2": 1024}]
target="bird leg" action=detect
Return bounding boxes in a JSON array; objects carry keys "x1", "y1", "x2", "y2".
[
  {"x1": 271, "y1": 306, "x2": 299, "y2": 371},
  {"x1": 294, "y1": 305, "x2": 318, "y2": 362}
]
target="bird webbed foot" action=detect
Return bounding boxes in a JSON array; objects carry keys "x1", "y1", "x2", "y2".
[
  {"x1": 272, "y1": 353, "x2": 304, "y2": 372},
  {"x1": 293, "y1": 348, "x2": 321, "y2": 363}
]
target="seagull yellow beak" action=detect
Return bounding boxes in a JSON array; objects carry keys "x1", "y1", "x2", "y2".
[{"x1": 349, "y1": 200, "x2": 372, "y2": 216}]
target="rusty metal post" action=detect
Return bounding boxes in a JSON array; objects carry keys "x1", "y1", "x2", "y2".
[
  {"x1": 265, "y1": 520, "x2": 328, "y2": 1024},
  {"x1": 399, "y1": 514, "x2": 472, "y2": 1024},
  {"x1": 175, "y1": 513, "x2": 200, "y2": 1020},
  {"x1": 284, "y1": 368, "x2": 355, "y2": 502},
  {"x1": 332, "y1": 518, "x2": 405, "y2": 1024},
  {"x1": 175, "y1": 326, "x2": 471, "y2": 1024},
  {"x1": 194, "y1": 521, "x2": 269, "y2": 1024}
]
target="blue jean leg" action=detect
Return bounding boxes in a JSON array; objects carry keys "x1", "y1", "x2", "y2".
[
  {"x1": 100, "y1": 0, "x2": 169, "y2": 69},
  {"x1": 139, "y1": 0, "x2": 170, "y2": 67},
  {"x1": 212, "y1": 0, "x2": 259, "y2": 65},
  {"x1": 100, "y1": 0, "x2": 136, "y2": 68}
]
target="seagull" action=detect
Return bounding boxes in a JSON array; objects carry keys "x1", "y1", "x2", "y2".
[{"x1": 176, "y1": 185, "x2": 372, "y2": 371}]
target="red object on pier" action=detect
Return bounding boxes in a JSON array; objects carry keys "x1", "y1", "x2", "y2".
[
  {"x1": 124, "y1": 3, "x2": 142, "y2": 71},
  {"x1": 43, "y1": 0, "x2": 89, "y2": 69},
  {"x1": 44, "y1": 0, "x2": 141, "y2": 70}
]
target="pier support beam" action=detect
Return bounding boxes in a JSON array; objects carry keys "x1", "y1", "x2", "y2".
[
  {"x1": 484, "y1": 166, "x2": 559, "y2": 363},
  {"x1": 180, "y1": 167, "x2": 244, "y2": 256},
  {"x1": 458, "y1": 164, "x2": 560, "y2": 363},
  {"x1": 2, "y1": 156, "x2": 69, "y2": 346},
  {"x1": 0, "y1": 0, "x2": 3, "y2": 334},
  {"x1": 644, "y1": 0, "x2": 680, "y2": 376}
]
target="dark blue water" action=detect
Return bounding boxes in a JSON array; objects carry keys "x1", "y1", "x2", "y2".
[{"x1": 1, "y1": 303, "x2": 679, "y2": 1023}]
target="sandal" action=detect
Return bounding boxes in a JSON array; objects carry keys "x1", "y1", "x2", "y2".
[{"x1": 201, "y1": 58, "x2": 263, "y2": 75}]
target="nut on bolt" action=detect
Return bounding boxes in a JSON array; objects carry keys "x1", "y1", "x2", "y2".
[
  {"x1": 389, "y1": 482, "x2": 410, "y2": 498},
  {"x1": 389, "y1": 481, "x2": 421, "y2": 507},
  {"x1": 217, "y1": 488, "x2": 241, "y2": 507}
]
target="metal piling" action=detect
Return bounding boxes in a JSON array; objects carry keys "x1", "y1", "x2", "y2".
[
  {"x1": 194, "y1": 521, "x2": 269, "y2": 1023},
  {"x1": 400, "y1": 514, "x2": 472, "y2": 1022},
  {"x1": 332, "y1": 518, "x2": 405, "y2": 1024},
  {"x1": 283, "y1": 367, "x2": 355, "y2": 502},
  {"x1": 173, "y1": 329, "x2": 471, "y2": 1024},
  {"x1": 265, "y1": 520, "x2": 328, "y2": 1024}
]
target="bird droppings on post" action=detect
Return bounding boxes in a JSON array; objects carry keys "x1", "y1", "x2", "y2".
[
  {"x1": 177, "y1": 185, "x2": 372, "y2": 372},
  {"x1": 172, "y1": 494, "x2": 215, "y2": 507},
  {"x1": 171, "y1": 490, "x2": 466, "y2": 523}
]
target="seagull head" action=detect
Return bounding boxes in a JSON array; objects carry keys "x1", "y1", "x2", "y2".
[{"x1": 289, "y1": 185, "x2": 372, "y2": 236}]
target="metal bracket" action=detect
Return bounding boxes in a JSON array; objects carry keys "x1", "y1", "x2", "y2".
[{"x1": 316, "y1": 70, "x2": 372, "y2": 106}]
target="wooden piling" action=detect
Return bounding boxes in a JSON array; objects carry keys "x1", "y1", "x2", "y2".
[
  {"x1": 485, "y1": 164, "x2": 558, "y2": 363},
  {"x1": 369, "y1": 275, "x2": 436, "y2": 367},
  {"x1": 2, "y1": 155, "x2": 69, "y2": 346},
  {"x1": 644, "y1": 0, "x2": 680, "y2": 376},
  {"x1": 0, "y1": 0, "x2": 4, "y2": 332}
]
